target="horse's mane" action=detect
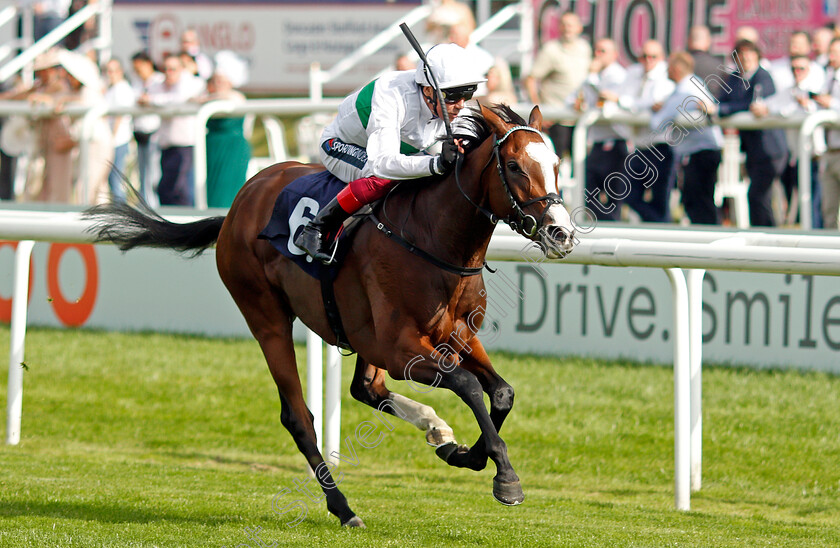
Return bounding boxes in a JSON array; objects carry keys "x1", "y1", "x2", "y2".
[
  {"x1": 452, "y1": 103, "x2": 529, "y2": 153},
  {"x1": 381, "y1": 103, "x2": 525, "y2": 200}
]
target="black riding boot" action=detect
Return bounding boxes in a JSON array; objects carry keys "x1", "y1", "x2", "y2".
[{"x1": 294, "y1": 197, "x2": 350, "y2": 264}]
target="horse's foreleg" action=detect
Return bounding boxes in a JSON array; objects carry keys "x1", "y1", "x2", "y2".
[
  {"x1": 438, "y1": 340, "x2": 513, "y2": 472},
  {"x1": 349, "y1": 357, "x2": 456, "y2": 446},
  {"x1": 387, "y1": 336, "x2": 524, "y2": 506}
]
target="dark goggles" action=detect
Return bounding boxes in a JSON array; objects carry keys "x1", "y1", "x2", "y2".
[{"x1": 441, "y1": 85, "x2": 477, "y2": 104}]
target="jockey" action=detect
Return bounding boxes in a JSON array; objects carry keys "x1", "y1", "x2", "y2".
[{"x1": 295, "y1": 43, "x2": 487, "y2": 264}]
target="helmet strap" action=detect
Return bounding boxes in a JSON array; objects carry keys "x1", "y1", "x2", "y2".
[{"x1": 421, "y1": 85, "x2": 441, "y2": 120}]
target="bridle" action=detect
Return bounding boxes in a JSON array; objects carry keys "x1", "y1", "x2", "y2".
[
  {"x1": 370, "y1": 123, "x2": 565, "y2": 277},
  {"x1": 455, "y1": 125, "x2": 564, "y2": 238}
]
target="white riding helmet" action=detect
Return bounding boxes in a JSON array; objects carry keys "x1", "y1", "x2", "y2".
[{"x1": 414, "y1": 43, "x2": 488, "y2": 89}]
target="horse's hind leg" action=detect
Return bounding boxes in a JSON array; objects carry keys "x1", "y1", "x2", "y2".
[
  {"x1": 349, "y1": 357, "x2": 456, "y2": 447},
  {"x1": 221, "y1": 276, "x2": 363, "y2": 527}
]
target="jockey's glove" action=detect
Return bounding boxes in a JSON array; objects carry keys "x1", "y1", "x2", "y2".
[{"x1": 432, "y1": 138, "x2": 459, "y2": 175}]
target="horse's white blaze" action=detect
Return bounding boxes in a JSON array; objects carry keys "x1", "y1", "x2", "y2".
[
  {"x1": 525, "y1": 141, "x2": 574, "y2": 258},
  {"x1": 525, "y1": 141, "x2": 557, "y2": 196}
]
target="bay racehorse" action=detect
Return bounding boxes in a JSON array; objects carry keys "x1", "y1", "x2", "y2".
[{"x1": 84, "y1": 103, "x2": 576, "y2": 527}]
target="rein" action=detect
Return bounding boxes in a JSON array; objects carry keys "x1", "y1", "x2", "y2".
[
  {"x1": 455, "y1": 125, "x2": 564, "y2": 238},
  {"x1": 370, "y1": 124, "x2": 561, "y2": 276},
  {"x1": 368, "y1": 212, "x2": 486, "y2": 276}
]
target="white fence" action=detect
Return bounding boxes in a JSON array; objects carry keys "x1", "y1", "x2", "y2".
[
  {"x1": 3, "y1": 211, "x2": 840, "y2": 512},
  {"x1": 2, "y1": 99, "x2": 838, "y2": 228}
]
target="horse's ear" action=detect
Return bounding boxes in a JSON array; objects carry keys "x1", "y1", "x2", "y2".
[
  {"x1": 479, "y1": 103, "x2": 508, "y2": 139},
  {"x1": 528, "y1": 105, "x2": 543, "y2": 130}
]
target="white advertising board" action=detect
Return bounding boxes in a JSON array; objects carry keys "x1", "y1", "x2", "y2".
[
  {"x1": 110, "y1": 1, "x2": 423, "y2": 94},
  {"x1": 1, "y1": 240, "x2": 838, "y2": 373}
]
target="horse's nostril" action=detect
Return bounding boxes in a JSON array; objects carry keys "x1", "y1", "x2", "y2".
[{"x1": 546, "y1": 225, "x2": 566, "y2": 243}]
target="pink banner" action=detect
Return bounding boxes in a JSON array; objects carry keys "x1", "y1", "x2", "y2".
[{"x1": 532, "y1": 0, "x2": 838, "y2": 63}]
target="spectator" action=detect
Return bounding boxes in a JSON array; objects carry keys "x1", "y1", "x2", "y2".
[
  {"x1": 200, "y1": 51, "x2": 251, "y2": 208},
  {"x1": 652, "y1": 52, "x2": 723, "y2": 225},
  {"x1": 425, "y1": 0, "x2": 475, "y2": 45},
  {"x1": 57, "y1": 48, "x2": 112, "y2": 205},
  {"x1": 9, "y1": 48, "x2": 74, "y2": 203},
  {"x1": 770, "y1": 31, "x2": 825, "y2": 96},
  {"x1": 718, "y1": 39, "x2": 788, "y2": 227},
  {"x1": 447, "y1": 22, "x2": 496, "y2": 97},
  {"x1": 478, "y1": 63, "x2": 518, "y2": 105},
  {"x1": 813, "y1": 26, "x2": 834, "y2": 67},
  {"x1": 179, "y1": 51, "x2": 201, "y2": 80},
  {"x1": 395, "y1": 53, "x2": 416, "y2": 71},
  {"x1": 572, "y1": 38, "x2": 628, "y2": 221},
  {"x1": 27, "y1": 0, "x2": 70, "y2": 42},
  {"x1": 687, "y1": 25, "x2": 725, "y2": 97},
  {"x1": 139, "y1": 53, "x2": 204, "y2": 206},
  {"x1": 0, "y1": 79, "x2": 21, "y2": 200},
  {"x1": 130, "y1": 51, "x2": 163, "y2": 206},
  {"x1": 103, "y1": 57, "x2": 135, "y2": 203},
  {"x1": 64, "y1": 0, "x2": 97, "y2": 51},
  {"x1": 524, "y1": 11, "x2": 591, "y2": 159},
  {"x1": 815, "y1": 37, "x2": 840, "y2": 229},
  {"x1": 735, "y1": 26, "x2": 761, "y2": 47},
  {"x1": 615, "y1": 40, "x2": 676, "y2": 222},
  {"x1": 765, "y1": 55, "x2": 823, "y2": 227},
  {"x1": 180, "y1": 28, "x2": 213, "y2": 81}
]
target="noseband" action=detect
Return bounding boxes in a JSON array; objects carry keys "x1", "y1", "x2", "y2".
[
  {"x1": 456, "y1": 125, "x2": 564, "y2": 238},
  {"x1": 371, "y1": 124, "x2": 566, "y2": 277}
]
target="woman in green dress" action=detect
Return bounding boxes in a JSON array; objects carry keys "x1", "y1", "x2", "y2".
[{"x1": 203, "y1": 52, "x2": 251, "y2": 208}]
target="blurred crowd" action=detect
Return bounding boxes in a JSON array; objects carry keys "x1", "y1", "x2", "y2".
[
  {"x1": 2, "y1": 0, "x2": 840, "y2": 231},
  {"x1": 522, "y1": 13, "x2": 840, "y2": 229},
  {"x1": 0, "y1": 15, "x2": 252, "y2": 208}
]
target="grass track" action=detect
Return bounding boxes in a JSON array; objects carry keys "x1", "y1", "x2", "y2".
[{"x1": 1, "y1": 327, "x2": 839, "y2": 547}]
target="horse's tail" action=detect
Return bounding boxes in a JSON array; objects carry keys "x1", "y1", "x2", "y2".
[{"x1": 83, "y1": 198, "x2": 225, "y2": 257}]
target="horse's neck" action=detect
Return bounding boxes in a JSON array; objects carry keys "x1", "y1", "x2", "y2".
[{"x1": 400, "y1": 138, "x2": 497, "y2": 268}]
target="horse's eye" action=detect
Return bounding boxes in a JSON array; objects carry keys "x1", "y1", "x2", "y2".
[{"x1": 506, "y1": 161, "x2": 521, "y2": 173}]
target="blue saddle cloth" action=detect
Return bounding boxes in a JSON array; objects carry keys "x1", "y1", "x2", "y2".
[{"x1": 258, "y1": 170, "x2": 347, "y2": 279}]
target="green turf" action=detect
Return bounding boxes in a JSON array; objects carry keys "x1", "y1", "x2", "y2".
[{"x1": 0, "y1": 327, "x2": 838, "y2": 547}]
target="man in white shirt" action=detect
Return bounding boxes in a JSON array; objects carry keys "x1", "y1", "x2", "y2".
[
  {"x1": 614, "y1": 40, "x2": 676, "y2": 222},
  {"x1": 180, "y1": 28, "x2": 214, "y2": 81},
  {"x1": 763, "y1": 55, "x2": 824, "y2": 227},
  {"x1": 139, "y1": 54, "x2": 205, "y2": 206},
  {"x1": 770, "y1": 31, "x2": 825, "y2": 96},
  {"x1": 104, "y1": 58, "x2": 136, "y2": 203},
  {"x1": 571, "y1": 38, "x2": 628, "y2": 221},
  {"x1": 130, "y1": 51, "x2": 164, "y2": 205},
  {"x1": 813, "y1": 26, "x2": 834, "y2": 67}
]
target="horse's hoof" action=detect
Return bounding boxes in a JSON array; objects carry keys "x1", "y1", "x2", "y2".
[
  {"x1": 341, "y1": 515, "x2": 366, "y2": 528},
  {"x1": 434, "y1": 441, "x2": 459, "y2": 461},
  {"x1": 435, "y1": 442, "x2": 471, "y2": 464},
  {"x1": 492, "y1": 478, "x2": 525, "y2": 506},
  {"x1": 425, "y1": 426, "x2": 455, "y2": 447}
]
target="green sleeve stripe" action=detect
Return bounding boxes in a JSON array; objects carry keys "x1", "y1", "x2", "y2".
[
  {"x1": 356, "y1": 78, "x2": 420, "y2": 155},
  {"x1": 355, "y1": 79, "x2": 377, "y2": 129},
  {"x1": 400, "y1": 142, "x2": 420, "y2": 154}
]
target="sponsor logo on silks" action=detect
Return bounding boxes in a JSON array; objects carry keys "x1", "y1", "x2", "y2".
[{"x1": 322, "y1": 138, "x2": 367, "y2": 169}]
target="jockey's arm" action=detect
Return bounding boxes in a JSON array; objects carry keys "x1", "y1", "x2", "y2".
[{"x1": 364, "y1": 88, "x2": 439, "y2": 180}]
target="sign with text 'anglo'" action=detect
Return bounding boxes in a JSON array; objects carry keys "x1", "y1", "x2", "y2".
[{"x1": 1, "y1": 242, "x2": 837, "y2": 373}]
